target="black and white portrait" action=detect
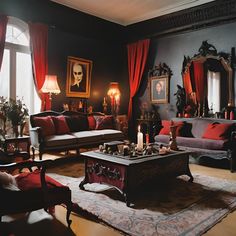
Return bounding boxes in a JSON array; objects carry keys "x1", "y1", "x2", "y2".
[{"x1": 66, "y1": 56, "x2": 92, "y2": 98}]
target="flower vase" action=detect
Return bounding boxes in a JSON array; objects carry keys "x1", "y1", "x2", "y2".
[
  {"x1": 20, "y1": 121, "x2": 26, "y2": 136},
  {"x1": 13, "y1": 125, "x2": 19, "y2": 137}
]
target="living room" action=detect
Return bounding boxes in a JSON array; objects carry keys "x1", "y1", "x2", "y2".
[{"x1": 1, "y1": 0, "x2": 236, "y2": 235}]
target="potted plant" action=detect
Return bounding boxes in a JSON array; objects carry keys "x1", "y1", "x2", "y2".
[{"x1": 0, "y1": 97, "x2": 29, "y2": 137}]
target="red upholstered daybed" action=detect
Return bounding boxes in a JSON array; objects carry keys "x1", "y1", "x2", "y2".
[{"x1": 154, "y1": 117, "x2": 236, "y2": 171}]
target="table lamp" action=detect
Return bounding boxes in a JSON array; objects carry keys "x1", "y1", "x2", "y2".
[
  {"x1": 107, "y1": 82, "x2": 120, "y2": 116},
  {"x1": 41, "y1": 75, "x2": 61, "y2": 100}
]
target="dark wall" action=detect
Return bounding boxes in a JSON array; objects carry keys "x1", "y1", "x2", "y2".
[
  {"x1": 0, "y1": 0, "x2": 129, "y2": 114},
  {"x1": 138, "y1": 21, "x2": 236, "y2": 121}
]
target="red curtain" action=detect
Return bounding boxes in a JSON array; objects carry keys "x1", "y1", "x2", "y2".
[
  {"x1": 193, "y1": 61, "x2": 205, "y2": 104},
  {"x1": 0, "y1": 15, "x2": 8, "y2": 71},
  {"x1": 29, "y1": 23, "x2": 50, "y2": 111},
  {"x1": 127, "y1": 39, "x2": 150, "y2": 121},
  {"x1": 183, "y1": 67, "x2": 193, "y2": 101}
]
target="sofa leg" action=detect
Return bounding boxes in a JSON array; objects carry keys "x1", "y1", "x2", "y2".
[
  {"x1": 32, "y1": 147, "x2": 35, "y2": 160},
  {"x1": 76, "y1": 149, "x2": 80, "y2": 155}
]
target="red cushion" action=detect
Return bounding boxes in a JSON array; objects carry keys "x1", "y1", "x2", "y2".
[
  {"x1": 15, "y1": 170, "x2": 67, "y2": 191},
  {"x1": 33, "y1": 116, "x2": 55, "y2": 137},
  {"x1": 88, "y1": 116, "x2": 96, "y2": 130},
  {"x1": 96, "y1": 115, "x2": 114, "y2": 130},
  {"x1": 159, "y1": 120, "x2": 184, "y2": 136},
  {"x1": 202, "y1": 123, "x2": 233, "y2": 140},
  {"x1": 52, "y1": 115, "x2": 70, "y2": 134}
]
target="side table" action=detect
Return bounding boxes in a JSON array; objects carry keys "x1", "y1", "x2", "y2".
[{"x1": 0, "y1": 135, "x2": 31, "y2": 161}]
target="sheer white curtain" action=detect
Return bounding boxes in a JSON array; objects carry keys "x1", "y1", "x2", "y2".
[
  {"x1": 0, "y1": 17, "x2": 40, "y2": 115},
  {"x1": 207, "y1": 70, "x2": 220, "y2": 113}
]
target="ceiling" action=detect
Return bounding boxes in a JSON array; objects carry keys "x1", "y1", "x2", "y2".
[{"x1": 51, "y1": 0, "x2": 215, "y2": 26}]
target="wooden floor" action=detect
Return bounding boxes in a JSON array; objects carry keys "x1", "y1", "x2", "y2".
[{"x1": 2, "y1": 158, "x2": 236, "y2": 236}]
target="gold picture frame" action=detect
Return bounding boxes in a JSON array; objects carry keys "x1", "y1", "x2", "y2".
[
  {"x1": 66, "y1": 56, "x2": 93, "y2": 98},
  {"x1": 150, "y1": 75, "x2": 169, "y2": 104}
]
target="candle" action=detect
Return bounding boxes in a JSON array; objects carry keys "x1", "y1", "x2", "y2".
[
  {"x1": 146, "y1": 133, "x2": 149, "y2": 145},
  {"x1": 137, "y1": 125, "x2": 143, "y2": 151}
]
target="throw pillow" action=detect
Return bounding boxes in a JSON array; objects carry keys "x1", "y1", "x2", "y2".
[
  {"x1": 202, "y1": 123, "x2": 233, "y2": 140},
  {"x1": 159, "y1": 120, "x2": 185, "y2": 136},
  {"x1": 96, "y1": 115, "x2": 114, "y2": 130},
  {"x1": 65, "y1": 115, "x2": 89, "y2": 132},
  {"x1": 52, "y1": 115, "x2": 70, "y2": 135},
  {"x1": 16, "y1": 170, "x2": 66, "y2": 190},
  {"x1": 33, "y1": 116, "x2": 56, "y2": 137},
  {"x1": 88, "y1": 115, "x2": 96, "y2": 130}
]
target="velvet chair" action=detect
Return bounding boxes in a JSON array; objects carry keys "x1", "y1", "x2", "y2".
[{"x1": 0, "y1": 159, "x2": 72, "y2": 227}]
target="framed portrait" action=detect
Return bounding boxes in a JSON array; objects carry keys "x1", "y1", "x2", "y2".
[
  {"x1": 150, "y1": 75, "x2": 169, "y2": 103},
  {"x1": 66, "y1": 56, "x2": 93, "y2": 98}
]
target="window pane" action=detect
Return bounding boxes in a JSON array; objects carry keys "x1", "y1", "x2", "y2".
[
  {"x1": 0, "y1": 49, "x2": 10, "y2": 97},
  {"x1": 6, "y1": 25, "x2": 29, "y2": 46},
  {"x1": 207, "y1": 71, "x2": 220, "y2": 113},
  {"x1": 16, "y1": 52, "x2": 41, "y2": 114}
]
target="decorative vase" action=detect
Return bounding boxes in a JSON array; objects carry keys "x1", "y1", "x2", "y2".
[
  {"x1": 13, "y1": 125, "x2": 19, "y2": 137},
  {"x1": 20, "y1": 121, "x2": 26, "y2": 136}
]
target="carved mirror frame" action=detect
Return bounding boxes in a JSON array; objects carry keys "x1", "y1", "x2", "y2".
[{"x1": 182, "y1": 41, "x2": 234, "y2": 115}]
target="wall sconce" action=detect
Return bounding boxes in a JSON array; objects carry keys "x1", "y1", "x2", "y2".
[
  {"x1": 107, "y1": 82, "x2": 120, "y2": 116},
  {"x1": 41, "y1": 75, "x2": 61, "y2": 100}
]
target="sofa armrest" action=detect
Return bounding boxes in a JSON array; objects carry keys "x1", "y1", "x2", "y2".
[{"x1": 30, "y1": 127, "x2": 43, "y2": 148}]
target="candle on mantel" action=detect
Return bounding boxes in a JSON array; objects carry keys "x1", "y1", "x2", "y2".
[
  {"x1": 137, "y1": 125, "x2": 143, "y2": 151},
  {"x1": 146, "y1": 133, "x2": 150, "y2": 145}
]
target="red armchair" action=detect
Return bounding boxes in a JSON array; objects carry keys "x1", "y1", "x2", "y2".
[{"x1": 0, "y1": 159, "x2": 72, "y2": 227}]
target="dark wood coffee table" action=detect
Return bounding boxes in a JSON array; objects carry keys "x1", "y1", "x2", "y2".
[{"x1": 80, "y1": 150, "x2": 193, "y2": 206}]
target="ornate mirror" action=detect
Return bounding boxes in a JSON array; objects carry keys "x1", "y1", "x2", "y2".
[{"x1": 182, "y1": 41, "x2": 233, "y2": 117}]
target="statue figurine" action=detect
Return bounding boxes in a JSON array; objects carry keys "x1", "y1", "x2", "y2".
[
  {"x1": 174, "y1": 85, "x2": 186, "y2": 117},
  {"x1": 169, "y1": 120, "x2": 178, "y2": 151}
]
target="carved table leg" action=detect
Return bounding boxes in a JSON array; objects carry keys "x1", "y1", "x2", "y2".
[
  {"x1": 79, "y1": 178, "x2": 87, "y2": 190},
  {"x1": 186, "y1": 166, "x2": 194, "y2": 182},
  {"x1": 124, "y1": 192, "x2": 131, "y2": 207}
]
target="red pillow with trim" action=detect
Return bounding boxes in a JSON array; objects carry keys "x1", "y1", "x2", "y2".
[
  {"x1": 52, "y1": 115, "x2": 70, "y2": 135},
  {"x1": 16, "y1": 170, "x2": 68, "y2": 190},
  {"x1": 33, "y1": 116, "x2": 55, "y2": 137},
  {"x1": 159, "y1": 120, "x2": 184, "y2": 136},
  {"x1": 88, "y1": 115, "x2": 96, "y2": 130},
  {"x1": 202, "y1": 123, "x2": 233, "y2": 140},
  {"x1": 96, "y1": 115, "x2": 114, "y2": 130}
]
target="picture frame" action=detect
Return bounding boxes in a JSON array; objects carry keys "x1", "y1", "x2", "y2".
[
  {"x1": 150, "y1": 75, "x2": 169, "y2": 103},
  {"x1": 66, "y1": 56, "x2": 93, "y2": 98}
]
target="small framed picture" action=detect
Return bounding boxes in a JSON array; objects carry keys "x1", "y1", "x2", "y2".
[
  {"x1": 150, "y1": 75, "x2": 169, "y2": 103},
  {"x1": 66, "y1": 56, "x2": 93, "y2": 98}
]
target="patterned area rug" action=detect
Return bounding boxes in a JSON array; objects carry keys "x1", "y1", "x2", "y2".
[{"x1": 48, "y1": 173, "x2": 236, "y2": 236}]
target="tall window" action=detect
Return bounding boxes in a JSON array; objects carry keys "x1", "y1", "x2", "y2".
[
  {"x1": 0, "y1": 17, "x2": 40, "y2": 114},
  {"x1": 207, "y1": 70, "x2": 220, "y2": 113}
]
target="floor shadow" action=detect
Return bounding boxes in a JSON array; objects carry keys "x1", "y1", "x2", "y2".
[{"x1": 1, "y1": 210, "x2": 75, "y2": 236}]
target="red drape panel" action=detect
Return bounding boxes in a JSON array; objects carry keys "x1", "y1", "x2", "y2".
[
  {"x1": 183, "y1": 67, "x2": 193, "y2": 101},
  {"x1": 0, "y1": 15, "x2": 8, "y2": 71},
  {"x1": 193, "y1": 61, "x2": 205, "y2": 104},
  {"x1": 29, "y1": 23, "x2": 50, "y2": 111},
  {"x1": 127, "y1": 39, "x2": 150, "y2": 121}
]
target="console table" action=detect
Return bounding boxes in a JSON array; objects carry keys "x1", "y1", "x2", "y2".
[{"x1": 80, "y1": 150, "x2": 193, "y2": 206}]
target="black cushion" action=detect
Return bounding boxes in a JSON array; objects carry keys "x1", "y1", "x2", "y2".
[{"x1": 65, "y1": 115, "x2": 89, "y2": 132}]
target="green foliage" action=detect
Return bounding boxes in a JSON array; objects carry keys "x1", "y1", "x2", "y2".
[{"x1": 0, "y1": 97, "x2": 29, "y2": 126}]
